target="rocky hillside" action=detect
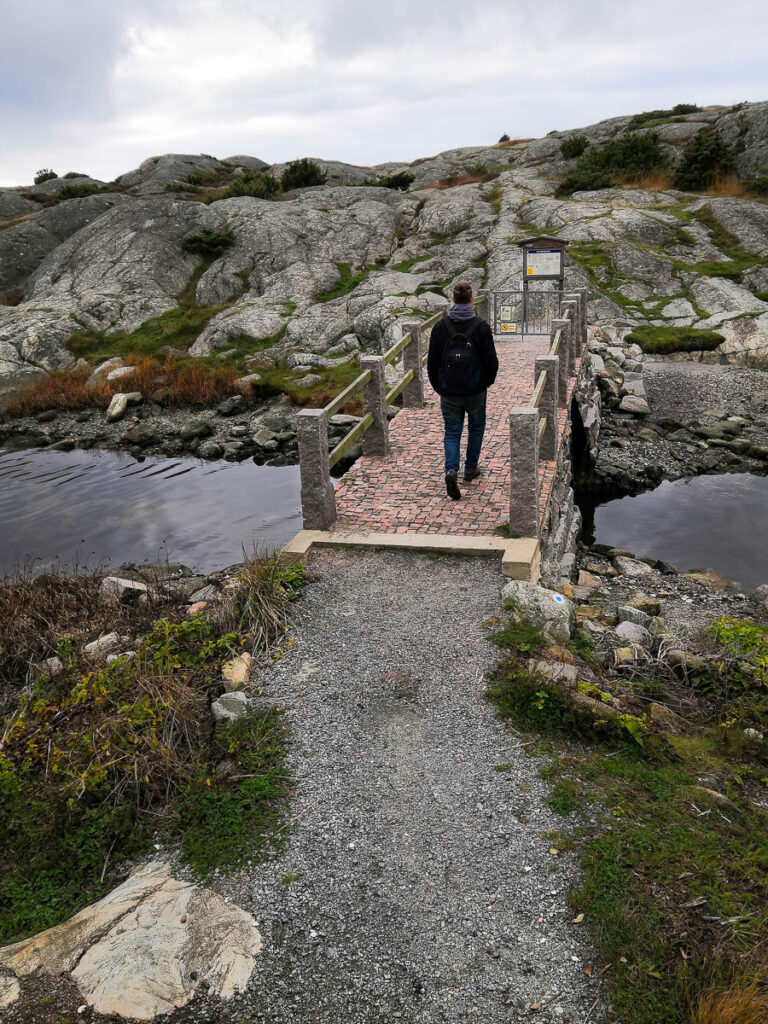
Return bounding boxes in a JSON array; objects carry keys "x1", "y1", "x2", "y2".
[{"x1": 2, "y1": 101, "x2": 768, "y2": 391}]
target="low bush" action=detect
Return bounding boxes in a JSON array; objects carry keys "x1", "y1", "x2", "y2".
[
  {"x1": 626, "y1": 104, "x2": 701, "y2": 132},
  {"x1": 625, "y1": 325, "x2": 726, "y2": 354},
  {"x1": 560, "y1": 135, "x2": 589, "y2": 159},
  {"x1": 674, "y1": 132, "x2": 736, "y2": 192},
  {"x1": 33, "y1": 168, "x2": 57, "y2": 184},
  {"x1": 62, "y1": 171, "x2": 88, "y2": 179},
  {"x1": 376, "y1": 171, "x2": 415, "y2": 191},
  {"x1": 180, "y1": 224, "x2": 235, "y2": 258},
  {"x1": 746, "y1": 170, "x2": 768, "y2": 197},
  {"x1": 313, "y1": 261, "x2": 376, "y2": 302},
  {"x1": 280, "y1": 158, "x2": 327, "y2": 191},
  {"x1": 209, "y1": 168, "x2": 281, "y2": 201},
  {"x1": 555, "y1": 132, "x2": 670, "y2": 197},
  {"x1": 55, "y1": 182, "x2": 115, "y2": 201},
  {"x1": 498, "y1": 133, "x2": 510, "y2": 143}
]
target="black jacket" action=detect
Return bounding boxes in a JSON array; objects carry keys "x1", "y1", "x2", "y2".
[{"x1": 427, "y1": 314, "x2": 499, "y2": 397}]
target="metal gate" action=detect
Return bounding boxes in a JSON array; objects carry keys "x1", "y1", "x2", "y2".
[{"x1": 491, "y1": 289, "x2": 565, "y2": 336}]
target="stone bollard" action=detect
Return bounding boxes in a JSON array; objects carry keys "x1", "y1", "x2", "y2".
[
  {"x1": 361, "y1": 355, "x2": 389, "y2": 456},
  {"x1": 550, "y1": 318, "x2": 571, "y2": 405},
  {"x1": 296, "y1": 408, "x2": 336, "y2": 530},
  {"x1": 401, "y1": 323, "x2": 424, "y2": 409},
  {"x1": 508, "y1": 407, "x2": 540, "y2": 538},
  {"x1": 534, "y1": 355, "x2": 559, "y2": 461}
]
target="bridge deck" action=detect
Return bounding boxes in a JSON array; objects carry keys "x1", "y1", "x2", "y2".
[{"x1": 328, "y1": 335, "x2": 567, "y2": 538}]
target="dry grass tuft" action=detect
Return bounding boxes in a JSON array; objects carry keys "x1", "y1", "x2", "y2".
[
  {"x1": 494, "y1": 138, "x2": 534, "y2": 148},
  {"x1": 624, "y1": 169, "x2": 675, "y2": 191},
  {"x1": 216, "y1": 551, "x2": 305, "y2": 653},
  {"x1": 704, "y1": 175, "x2": 751, "y2": 198},
  {"x1": 2, "y1": 367, "x2": 109, "y2": 417},
  {"x1": 0, "y1": 282, "x2": 26, "y2": 307},
  {"x1": 689, "y1": 971, "x2": 768, "y2": 1024},
  {"x1": 426, "y1": 171, "x2": 502, "y2": 191}
]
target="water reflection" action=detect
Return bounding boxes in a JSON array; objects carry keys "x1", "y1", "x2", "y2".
[
  {"x1": 581, "y1": 474, "x2": 768, "y2": 590},
  {"x1": 0, "y1": 446, "x2": 302, "y2": 576}
]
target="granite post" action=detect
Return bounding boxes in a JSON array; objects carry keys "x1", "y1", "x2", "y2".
[
  {"x1": 361, "y1": 355, "x2": 389, "y2": 457},
  {"x1": 296, "y1": 408, "x2": 336, "y2": 530},
  {"x1": 534, "y1": 355, "x2": 559, "y2": 461},
  {"x1": 508, "y1": 407, "x2": 540, "y2": 538},
  {"x1": 550, "y1": 318, "x2": 571, "y2": 405},
  {"x1": 401, "y1": 323, "x2": 424, "y2": 409}
]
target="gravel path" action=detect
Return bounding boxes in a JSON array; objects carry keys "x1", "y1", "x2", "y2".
[{"x1": 221, "y1": 549, "x2": 603, "y2": 1024}]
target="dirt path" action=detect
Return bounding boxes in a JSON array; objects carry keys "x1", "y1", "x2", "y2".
[{"x1": 216, "y1": 548, "x2": 603, "y2": 1024}]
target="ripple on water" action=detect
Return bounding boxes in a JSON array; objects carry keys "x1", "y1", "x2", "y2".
[
  {"x1": 585, "y1": 473, "x2": 768, "y2": 590},
  {"x1": 0, "y1": 446, "x2": 302, "y2": 576}
]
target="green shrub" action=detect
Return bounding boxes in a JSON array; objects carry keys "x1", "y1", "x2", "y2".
[
  {"x1": 560, "y1": 135, "x2": 589, "y2": 159},
  {"x1": 746, "y1": 170, "x2": 768, "y2": 197},
  {"x1": 555, "y1": 132, "x2": 669, "y2": 197},
  {"x1": 626, "y1": 104, "x2": 701, "y2": 132},
  {"x1": 625, "y1": 324, "x2": 725, "y2": 354},
  {"x1": 498, "y1": 133, "x2": 510, "y2": 143},
  {"x1": 33, "y1": 168, "x2": 57, "y2": 184},
  {"x1": 280, "y1": 158, "x2": 327, "y2": 191},
  {"x1": 56, "y1": 182, "x2": 115, "y2": 201},
  {"x1": 180, "y1": 225, "x2": 235, "y2": 259},
  {"x1": 673, "y1": 132, "x2": 736, "y2": 191},
  {"x1": 377, "y1": 171, "x2": 415, "y2": 191},
  {"x1": 210, "y1": 169, "x2": 281, "y2": 201},
  {"x1": 672, "y1": 103, "x2": 701, "y2": 115},
  {"x1": 464, "y1": 162, "x2": 489, "y2": 176},
  {"x1": 62, "y1": 171, "x2": 88, "y2": 179}
]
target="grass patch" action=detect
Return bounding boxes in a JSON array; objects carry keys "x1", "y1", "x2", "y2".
[
  {"x1": 392, "y1": 254, "x2": 431, "y2": 273},
  {"x1": 313, "y1": 262, "x2": 376, "y2": 303},
  {"x1": 625, "y1": 325, "x2": 725, "y2": 354},
  {"x1": 255, "y1": 357, "x2": 365, "y2": 411},
  {"x1": 0, "y1": 553, "x2": 304, "y2": 942},
  {"x1": 487, "y1": 605, "x2": 768, "y2": 1023},
  {"x1": 625, "y1": 104, "x2": 701, "y2": 132}
]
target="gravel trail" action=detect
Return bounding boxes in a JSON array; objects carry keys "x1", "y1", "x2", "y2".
[{"x1": 223, "y1": 548, "x2": 603, "y2": 1024}]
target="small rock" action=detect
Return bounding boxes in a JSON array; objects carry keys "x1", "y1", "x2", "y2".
[
  {"x1": 189, "y1": 584, "x2": 218, "y2": 604},
  {"x1": 197, "y1": 439, "x2": 223, "y2": 459},
  {"x1": 187, "y1": 601, "x2": 208, "y2": 616},
  {"x1": 216, "y1": 395, "x2": 247, "y2": 417},
  {"x1": 647, "y1": 703, "x2": 681, "y2": 733},
  {"x1": 83, "y1": 632, "x2": 121, "y2": 658},
  {"x1": 222, "y1": 653, "x2": 253, "y2": 692},
  {"x1": 667, "y1": 649, "x2": 708, "y2": 676},
  {"x1": 529, "y1": 659, "x2": 578, "y2": 684},
  {"x1": 625, "y1": 594, "x2": 662, "y2": 616},
  {"x1": 122, "y1": 423, "x2": 157, "y2": 446},
  {"x1": 617, "y1": 605, "x2": 652, "y2": 627},
  {"x1": 689, "y1": 786, "x2": 739, "y2": 812},
  {"x1": 613, "y1": 556, "x2": 655, "y2": 578},
  {"x1": 0, "y1": 975, "x2": 21, "y2": 1010},
  {"x1": 619, "y1": 395, "x2": 649, "y2": 415},
  {"x1": 615, "y1": 621, "x2": 652, "y2": 647},
  {"x1": 180, "y1": 419, "x2": 214, "y2": 441},
  {"x1": 501, "y1": 581, "x2": 575, "y2": 643},
  {"x1": 33, "y1": 656, "x2": 64, "y2": 680},
  {"x1": 212, "y1": 691, "x2": 249, "y2": 721},
  {"x1": 106, "y1": 393, "x2": 130, "y2": 422},
  {"x1": 87, "y1": 357, "x2": 124, "y2": 387},
  {"x1": 107, "y1": 365, "x2": 136, "y2": 382},
  {"x1": 743, "y1": 728, "x2": 764, "y2": 742},
  {"x1": 577, "y1": 570, "x2": 601, "y2": 589},
  {"x1": 680, "y1": 568, "x2": 733, "y2": 591},
  {"x1": 101, "y1": 576, "x2": 149, "y2": 604}
]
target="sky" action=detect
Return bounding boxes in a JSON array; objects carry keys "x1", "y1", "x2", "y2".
[{"x1": 2, "y1": 0, "x2": 768, "y2": 187}]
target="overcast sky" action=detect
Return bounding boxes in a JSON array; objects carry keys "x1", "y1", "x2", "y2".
[{"x1": 2, "y1": 0, "x2": 767, "y2": 187}]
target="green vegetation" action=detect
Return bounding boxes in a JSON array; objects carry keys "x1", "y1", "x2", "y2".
[
  {"x1": 498, "y1": 133, "x2": 510, "y2": 143},
  {"x1": 626, "y1": 103, "x2": 701, "y2": 132},
  {"x1": 483, "y1": 181, "x2": 503, "y2": 215},
  {"x1": 255, "y1": 356, "x2": 365, "y2": 411},
  {"x1": 55, "y1": 182, "x2": 115, "y2": 201},
  {"x1": 746, "y1": 170, "x2": 768, "y2": 197},
  {"x1": 555, "y1": 132, "x2": 670, "y2": 197},
  {"x1": 0, "y1": 554, "x2": 305, "y2": 942},
  {"x1": 376, "y1": 171, "x2": 415, "y2": 191},
  {"x1": 313, "y1": 262, "x2": 376, "y2": 303},
  {"x1": 62, "y1": 171, "x2": 88, "y2": 179},
  {"x1": 674, "y1": 133, "x2": 736, "y2": 192},
  {"x1": 560, "y1": 135, "x2": 589, "y2": 159},
  {"x1": 392, "y1": 254, "x2": 431, "y2": 273},
  {"x1": 208, "y1": 169, "x2": 281, "y2": 201},
  {"x1": 487, "y1": 607, "x2": 768, "y2": 1023},
  {"x1": 33, "y1": 168, "x2": 57, "y2": 184},
  {"x1": 625, "y1": 325, "x2": 726, "y2": 354},
  {"x1": 671, "y1": 204, "x2": 768, "y2": 283},
  {"x1": 281, "y1": 158, "x2": 327, "y2": 191},
  {"x1": 180, "y1": 224, "x2": 235, "y2": 259}
]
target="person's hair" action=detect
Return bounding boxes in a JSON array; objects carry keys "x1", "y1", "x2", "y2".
[{"x1": 452, "y1": 281, "x2": 473, "y2": 305}]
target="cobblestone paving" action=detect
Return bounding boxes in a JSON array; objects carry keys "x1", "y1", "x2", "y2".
[{"x1": 330, "y1": 336, "x2": 572, "y2": 537}]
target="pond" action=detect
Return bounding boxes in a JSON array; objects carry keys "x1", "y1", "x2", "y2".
[
  {"x1": 578, "y1": 473, "x2": 768, "y2": 590},
  {"x1": 0, "y1": 445, "x2": 303, "y2": 577}
]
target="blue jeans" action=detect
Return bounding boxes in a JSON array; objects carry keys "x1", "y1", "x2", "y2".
[{"x1": 440, "y1": 391, "x2": 487, "y2": 474}]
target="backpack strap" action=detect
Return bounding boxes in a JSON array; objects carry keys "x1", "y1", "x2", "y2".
[{"x1": 443, "y1": 315, "x2": 480, "y2": 339}]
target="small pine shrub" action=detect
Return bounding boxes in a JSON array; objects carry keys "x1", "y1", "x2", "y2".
[
  {"x1": 211, "y1": 169, "x2": 281, "y2": 201},
  {"x1": 280, "y1": 158, "x2": 327, "y2": 191},
  {"x1": 560, "y1": 135, "x2": 589, "y2": 159},
  {"x1": 180, "y1": 225, "x2": 235, "y2": 258},
  {"x1": 56, "y1": 183, "x2": 114, "y2": 201},
  {"x1": 745, "y1": 170, "x2": 768, "y2": 197},
  {"x1": 555, "y1": 132, "x2": 670, "y2": 197},
  {"x1": 376, "y1": 171, "x2": 415, "y2": 191},
  {"x1": 498, "y1": 133, "x2": 510, "y2": 143},
  {"x1": 33, "y1": 169, "x2": 57, "y2": 184},
  {"x1": 62, "y1": 171, "x2": 88, "y2": 179},
  {"x1": 672, "y1": 103, "x2": 701, "y2": 115},
  {"x1": 674, "y1": 132, "x2": 736, "y2": 192}
]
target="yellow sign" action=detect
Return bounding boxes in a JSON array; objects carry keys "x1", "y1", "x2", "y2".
[
  {"x1": 500, "y1": 322, "x2": 517, "y2": 333},
  {"x1": 526, "y1": 267, "x2": 534, "y2": 274}
]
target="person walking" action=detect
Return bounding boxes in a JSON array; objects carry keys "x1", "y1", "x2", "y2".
[{"x1": 427, "y1": 281, "x2": 499, "y2": 500}]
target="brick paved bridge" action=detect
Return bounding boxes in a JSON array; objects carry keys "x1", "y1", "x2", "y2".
[{"x1": 286, "y1": 289, "x2": 588, "y2": 581}]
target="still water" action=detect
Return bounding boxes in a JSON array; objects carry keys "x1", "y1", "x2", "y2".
[
  {"x1": 581, "y1": 473, "x2": 768, "y2": 590},
  {"x1": 0, "y1": 445, "x2": 302, "y2": 577}
]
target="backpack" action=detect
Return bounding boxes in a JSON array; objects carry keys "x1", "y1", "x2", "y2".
[{"x1": 439, "y1": 316, "x2": 483, "y2": 394}]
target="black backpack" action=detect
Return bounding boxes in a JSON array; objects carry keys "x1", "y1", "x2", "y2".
[{"x1": 439, "y1": 316, "x2": 483, "y2": 394}]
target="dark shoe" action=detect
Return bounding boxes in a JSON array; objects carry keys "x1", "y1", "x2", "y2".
[
  {"x1": 463, "y1": 466, "x2": 482, "y2": 483},
  {"x1": 445, "y1": 471, "x2": 461, "y2": 500}
]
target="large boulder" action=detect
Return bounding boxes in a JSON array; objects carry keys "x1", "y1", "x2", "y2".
[
  {"x1": 501, "y1": 581, "x2": 575, "y2": 643},
  {"x1": 0, "y1": 861, "x2": 262, "y2": 1021}
]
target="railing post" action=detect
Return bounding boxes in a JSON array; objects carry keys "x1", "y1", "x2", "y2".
[
  {"x1": 578, "y1": 286, "x2": 589, "y2": 353},
  {"x1": 551, "y1": 318, "x2": 571, "y2": 403},
  {"x1": 361, "y1": 355, "x2": 389, "y2": 456},
  {"x1": 561, "y1": 299, "x2": 579, "y2": 364},
  {"x1": 401, "y1": 323, "x2": 424, "y2": 409},
  {"x1": 508, "y1": 407, "x2": 540, "y2": 538},
  {"x1": 296, "y1": 408, "x2": 336, "y2": 530},
  {"x1": 535, "y1": 356, "x2": 559, "y2": 460}
]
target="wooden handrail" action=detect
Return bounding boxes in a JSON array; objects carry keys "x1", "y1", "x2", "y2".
[
  {"x1": 328, "y1": 412, "x2": 374, "y2": 468},
  {"x1": 324, "y1": 368, "x2": 372, "y2": 419},
  {"x1": 385, "y1": 368, "x2": 414, "y2": 404},
  {"x1": 382, "y1": 331, "x2": 412, "y2": 366},
  {"x1": 538, "y1": 416, "x2": 547, "y2": 445},
  {"x1": 531, "y1": 370, "x2": 547, "y2": 409},
  {"x1": 550, "y1": 328, "x2": 562, "y2": 356}
]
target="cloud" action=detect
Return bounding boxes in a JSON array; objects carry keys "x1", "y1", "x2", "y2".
[{"x1": 1, "y1": 0, "x2": 767, "y2": 185}]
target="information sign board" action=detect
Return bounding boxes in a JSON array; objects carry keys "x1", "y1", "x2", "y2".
[{"x1": 525, "y1": 248, "x2": 563, "y2": 278}]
